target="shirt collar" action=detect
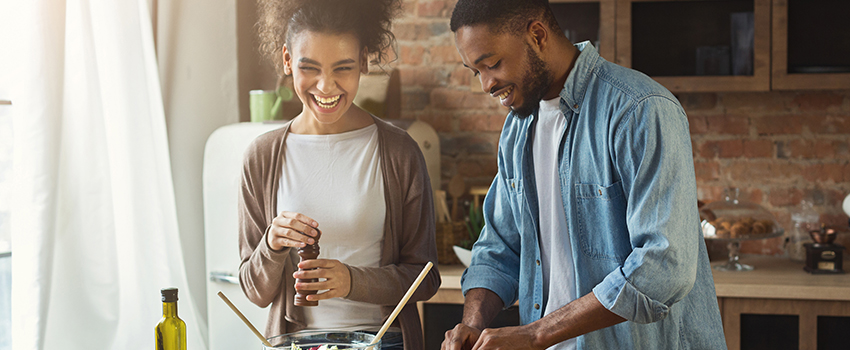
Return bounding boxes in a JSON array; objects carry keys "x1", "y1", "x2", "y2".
[{"x1": 559, "y1": 41, "x2": 600, "y2": 114}]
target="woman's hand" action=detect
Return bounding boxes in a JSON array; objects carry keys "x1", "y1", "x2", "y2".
[
  {"x1": 293, "y1": 259, "x2": 352, "y2": 300},
  {"x1": 266, "y1": 211, "x2": 319, "y2": 251}
]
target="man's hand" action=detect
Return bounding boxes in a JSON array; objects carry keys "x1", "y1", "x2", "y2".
[
  {"x1": 441, "y1": 323, "x2": 481, "y2": 350},
  {"x1": 470, "y1": 325, "x2": 544, "y2": 350}
]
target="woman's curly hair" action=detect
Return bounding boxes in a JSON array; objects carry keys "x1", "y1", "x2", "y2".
[{"x1": 258, "y1": 0, "x2": 401, "y2": 76}]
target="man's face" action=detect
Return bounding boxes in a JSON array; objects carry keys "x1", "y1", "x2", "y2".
[{"x1": 455, "y1": 25, "x2": 554, "y2": 118}]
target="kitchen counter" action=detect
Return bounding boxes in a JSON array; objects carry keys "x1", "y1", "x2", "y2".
[
  {"x1": 429, "y1": 255, "x2": 850, "y2": 304},
  {"x1": 424, "y1": 256, "x2": 850, "y2": 350}
]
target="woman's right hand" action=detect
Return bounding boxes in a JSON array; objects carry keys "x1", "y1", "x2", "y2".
[{"x1": 266, "y1": 211, "x2": 320, "y2": 251}]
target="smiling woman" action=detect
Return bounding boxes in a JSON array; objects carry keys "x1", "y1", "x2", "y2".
[{"x1": 238, "y1": 1, "x2": 440, "y2": 350}]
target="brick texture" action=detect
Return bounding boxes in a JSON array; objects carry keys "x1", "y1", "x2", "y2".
[{"x1": 391, "y1": 5, "x2": 850, "y2": 259}]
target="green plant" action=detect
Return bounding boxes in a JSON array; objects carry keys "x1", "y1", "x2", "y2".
[{"x1": 461, "y1": 203, "x2": 484, "y2": 249}]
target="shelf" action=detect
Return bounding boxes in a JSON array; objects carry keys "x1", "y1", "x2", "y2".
[
  {"x1": 771, "y1": 0, "x2": 850, "y2": 90},
  {"x1": 616, "y1": 0, "x2": 771, "y2": 92},
  {"x1": 549, "y1": 0, "x2": 616, "y2": 61}
]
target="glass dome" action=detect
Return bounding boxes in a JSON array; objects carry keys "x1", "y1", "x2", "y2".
[
  {"x1": 700, "y1": 188, "x2": 784, "y2": 239},
  {"x1": 699, "y1": 188, "x2": 784, "y2": 271}
]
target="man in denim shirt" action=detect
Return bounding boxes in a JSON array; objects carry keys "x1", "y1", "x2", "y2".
[{"x1": 441, "y1": 1, "x2": 727, "y2": 349}]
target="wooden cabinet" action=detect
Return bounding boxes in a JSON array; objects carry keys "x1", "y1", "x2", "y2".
[
  {"x1": 615, "y1": 0, "x2": 771, "y2": 92},
  {"x1": 557, "y1": 0, "x2": 848, "y2": 92},
  {"x1": 771, "y1": 0, "x2": 850, "y2": 90},
  {"x1": 714, "y1": 256, "x2": 850, "y2": 350},
  {"x1": 549, "y1": 0, "x2": 617, "y2": 61}
]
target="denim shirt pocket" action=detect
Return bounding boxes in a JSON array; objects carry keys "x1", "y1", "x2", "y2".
[{"x1": 574, "y1": 182, "x2": 630, "y2": 262}]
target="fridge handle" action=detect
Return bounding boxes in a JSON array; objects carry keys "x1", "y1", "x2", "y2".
[{"x1": 209, "y1": 271, "x2": 239, "y2": 285}]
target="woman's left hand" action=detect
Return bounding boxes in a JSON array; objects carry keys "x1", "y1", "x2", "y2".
[{"x1": 293, "y1": 258, "x2": 352, "y2": 300}]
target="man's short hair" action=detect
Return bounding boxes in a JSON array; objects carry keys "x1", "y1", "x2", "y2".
[{"x1": 449, "y1": 0, "x2": 562, "y2": 36}]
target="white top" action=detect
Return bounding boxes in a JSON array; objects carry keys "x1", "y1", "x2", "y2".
[
  {"x1": 277, "y1": 124, "x2": 386, "y2": 331},
  {"x1": 533, "y1": 98, "x2": 576, "y2": 350}
]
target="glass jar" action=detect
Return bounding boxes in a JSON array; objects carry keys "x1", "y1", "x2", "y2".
[{"x1": 788, "y1": 200, "x2": 819, "y2": 261}]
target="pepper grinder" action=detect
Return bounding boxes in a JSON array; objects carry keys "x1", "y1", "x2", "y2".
[{"x1": 295, "y1": 228, "x2": 321, "y2": 306}]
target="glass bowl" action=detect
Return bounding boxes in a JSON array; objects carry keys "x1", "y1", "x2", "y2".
[
  {"x1": 699, "y1": 188, "x2": 784, "y2": 271},
  {"x1": 264, "y1": 330, "x2": 380, "y2": 350}
]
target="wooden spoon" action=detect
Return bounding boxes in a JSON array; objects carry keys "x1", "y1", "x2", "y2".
[{"x1": 448, "y1": 174, "x2": 465, "y2": 222}]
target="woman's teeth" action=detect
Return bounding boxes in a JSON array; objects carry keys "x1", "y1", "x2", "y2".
[
  {"x1": 498, "y1": 86, "x2": 513, "y2": 100},
  {"x1": 314, "y1": 95, "x2": 341, "y2": 109}
]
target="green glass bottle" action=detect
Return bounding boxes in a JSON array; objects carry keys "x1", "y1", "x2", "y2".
[{"x1": 155, "y1": 288, "x2": 186, "y2": 350}]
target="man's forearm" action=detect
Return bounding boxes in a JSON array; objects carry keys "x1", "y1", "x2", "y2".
[
  {"x1": 462, "y1": 288, "x2": 505, "y2": 330},
  {"x1": 529, "y1": 292, "x2": 627, "y2": 348}
]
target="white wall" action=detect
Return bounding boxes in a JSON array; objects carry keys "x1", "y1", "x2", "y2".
[{"x1": 156, "y1": 0, "x2": 240, "y2": 327}]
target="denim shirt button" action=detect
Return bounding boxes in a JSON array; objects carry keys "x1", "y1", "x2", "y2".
[
  {"x1": 573, "y1": 104, "x2": 578, "y2": 109},
  {"x1": 536, "y1": 259, "x2": 540, "y2": 266},
  {"x1": 534, "y1": 303, "x2": 540, "y2": 310}
]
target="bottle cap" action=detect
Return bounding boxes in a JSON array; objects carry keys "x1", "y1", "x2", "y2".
[{"x1": 161, "y1": 287, "x2": 179, "y2": 302}]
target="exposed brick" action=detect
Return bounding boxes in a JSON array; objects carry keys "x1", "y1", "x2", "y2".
[
  {"x1": 807, "y1": 114, "x2": 850, "y2": 134},
  {"x1": 430, "y1": 22, "x2": 451, "y2": 37},
  {"x1": 458, "y1": 112, "x2": 508, "y2": 132},
  {"x1": 724, "y1": 161, "x2": 803, "y2": 183},
  {"x1": 742, "y1": 139, "x2": 773, "y2": 158},
  {"x1": 431, "y1": 87, "x2": 500, "y2": 110},
  {"x1": 698, "y1": 139, "x2": 743, "y2": 158},
  {"x1": 719, "y1": 92, "x2": 794, "y2": 113},
  {"x1": 456, "y1": 156, "x2": 499, "y2": 178},
  {"x1": 752, "y1": 115, "x2": 805, "y2": 135},
  {"x1": 678, "y1": 93, "x2": 718, "y2": 112},
  {"x1": 802, "y1": 163, "x2": 850, "y2": 182},
  {"x1": 400, "y1": 44, "x2": 425, "y2": 65},
  {"x1": 430, "y1": 45, "x2": 462, "y2": 64},
  {"x1": 768, "y1": 188, "x2": 804, "y2": 207},
  {"x1": 440, "y1": 134, "x2": 497, "y2": 155},
  {"x1": 401, "y1": 91, "x2": 430, "y2": 111},
  {"x1": 417, "y1": 113, "x2": 454, "y2": 132},
  {"x1": 449, "y1": 66, "x2": 474, "y2": 89},
  {"x1": 739, "y1": 236, "x2": 784, "y2": 255},
  {"x1": 688, "y1": 115, "x2": 709, "y2": 135},
  {"x1": 694, "y1": 160, "x2": 720, "y2": 181},
  {"x1": 393, "y1": 22, "x2": 432, "y2": 41},
  {"x1": 793, "y1": 92, "x2": 844, "y2": 111},
  {"x1": 418, "y1": 0, "x2": 452, "y2": 18},
  {"x1": 702, "y1": 114, "x2": 749, "y2": 135},
  {"x1": 778, "y1": 139, "x2": 847, "y2": 160},
  {"x1": 399, "y1": 67, "x2": 447, "y2": 87}
]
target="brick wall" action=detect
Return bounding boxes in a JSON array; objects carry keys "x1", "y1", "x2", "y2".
[{"x1": 394, "y1": 1, "x2": 850, "y2": 257}]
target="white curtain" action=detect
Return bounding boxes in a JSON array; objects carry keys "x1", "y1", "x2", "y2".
[{"x1": 3, "y1": 0, "x2": 207, "y2": 349}]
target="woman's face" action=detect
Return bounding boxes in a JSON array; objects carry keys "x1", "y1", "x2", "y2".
[{"x1": 283, "y1": 31, "x2": 368, "y2": 127}]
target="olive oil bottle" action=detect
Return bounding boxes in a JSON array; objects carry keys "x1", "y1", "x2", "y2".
[{"x1": 155, "y1": 288, "x2": 186, "y2": 350}]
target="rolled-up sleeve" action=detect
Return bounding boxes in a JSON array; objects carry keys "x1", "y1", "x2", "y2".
[{"x1": 593, "y1": 96, "x2": 701, "y2": 323}]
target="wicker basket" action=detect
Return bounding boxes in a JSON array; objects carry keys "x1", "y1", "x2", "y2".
[{"x1": 436, "y1": 222, "x2": 466, "y2": 265}]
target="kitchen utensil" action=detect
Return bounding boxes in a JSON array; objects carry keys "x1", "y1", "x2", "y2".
[
  {"x1": 217, "y1": 291, "x2": 273, "y2": 347},
  {"x1": 367, "y1": 261, "x2": 433, "y2": 349},
  {"x1": 448, "y1": 175, "x2": 465, "y2": 222},
  {"x1": 435, "y1": 190, "x2": 452, "y2": 223},
  {"x1": 264, "y1": 331, "x2": 380, "y2": 350}
]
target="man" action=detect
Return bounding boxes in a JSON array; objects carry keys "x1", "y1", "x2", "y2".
[{"x1": 441, "y1": 0, "x2": 727, "y2": 349}]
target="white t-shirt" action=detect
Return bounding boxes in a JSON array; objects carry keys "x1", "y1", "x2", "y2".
[
  {"x1": 533, "y1": 98, "x2": 576, "y2": 350},
  {"x1": 277, "y1": 124, "x2": 385, "y2": 331}
]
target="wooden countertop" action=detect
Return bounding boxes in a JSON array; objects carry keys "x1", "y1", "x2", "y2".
[{"x1": 430, "y1": 256, "x2": 850, "y2": 304}]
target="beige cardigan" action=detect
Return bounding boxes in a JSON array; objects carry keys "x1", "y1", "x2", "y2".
[{"x1": 237, "y1": 116, "x2": 440, "y2": 350}]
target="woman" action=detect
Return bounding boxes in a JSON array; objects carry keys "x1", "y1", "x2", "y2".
[{"x1": 237, "y1": 0, "x2": 440, "y2": 349}]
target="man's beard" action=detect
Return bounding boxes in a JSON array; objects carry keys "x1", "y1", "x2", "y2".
[{"x1": 512, "y1": 43, "x2": 555, "y2": 118}]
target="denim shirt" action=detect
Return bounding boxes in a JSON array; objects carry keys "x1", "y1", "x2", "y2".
[{"x1": 461, "y1": 42, "x2": 727, "y2": 349}]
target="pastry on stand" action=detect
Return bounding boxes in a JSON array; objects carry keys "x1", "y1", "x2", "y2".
[{"x1": 700, "y1": 188, "x2": 784, "y2": 271}]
